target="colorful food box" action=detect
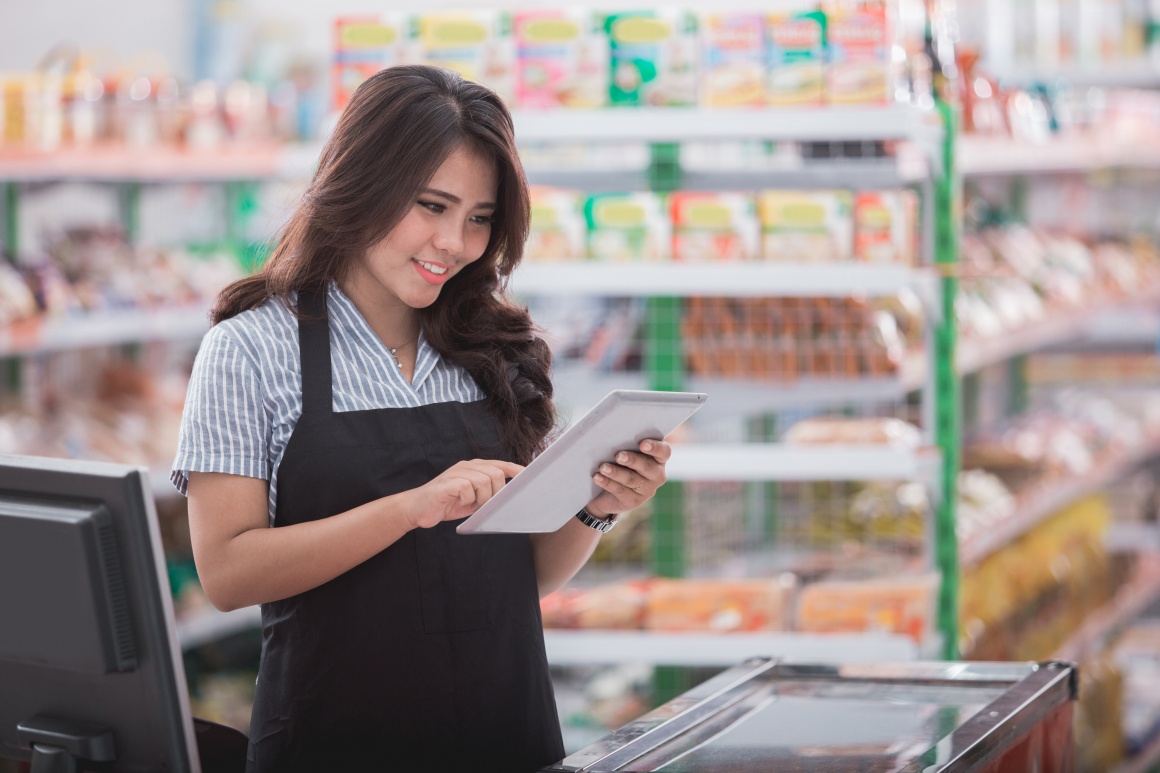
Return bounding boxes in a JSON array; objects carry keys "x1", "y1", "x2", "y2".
[
  {"x1": 412, "y1": 11, "x2": 516, "y2": 104},
  {"x1": 854, "y1": 190, "x2": 919, "y2": 265},
  {"x1": 795, "y1": 573, "x2": 938, "y2": 643},
  {"x1": 671, "y1": 191, "x2": 760, "y2": 262},
  {"x1": 585, "y1": 192, "x2": 671, "y2": 262},
  {"x1": 332, "y1": 16, "x2": 414, "y2": 111},
  {"x1": 766, "y1": 10, "x2": 827, "y2": 106},
  {"x1": 825, "y1": 2, "x2": 891, "y2": 104},
  {"x1": 513, "y1": 10, "x2": 608, "y2": 108},
  {"x1": 603, "y1": 11, "x2": 698, "y2": 107},
  {"x1": 700, "y1": 13, "x2": 766, "y2": 107},
  {"x1": 526, "y1": 186, "x2": 587, "y2": 262},
  {"x1": 758, "y1": 190, "x2": 854, "y2": 263},
  {"x1": 645, "y1": 577, "x2": 795, "y2": 632}
]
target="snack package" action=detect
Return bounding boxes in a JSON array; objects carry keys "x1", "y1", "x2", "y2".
[
  {"x1": 671, "y1": 191, "x2": 761, "y2": 262},
  {"x1": 603, "y1": 11, "x2": 698, "y2": 106},
  {"x1": 700, "y1": 13, "x2": 766, "y2": 107},
  {"x1": 585, "y1": 193, "x2": 671, "y2": 262},
  {"x1": 540, "y1": 581, "x2": 649, "y2": 629},
  {"x1": 766, "y1": 9, "x2": 827, "y2": 106},
  {"x1": 795, "y1": 573, "x2": 938, "y2": 643},
  {"x1": 332, "y1": 16, "x2": 415, "y2": 111},
  {"x1": 854, "y1": 190, "x2": 919, "y2": 265},
  {"x1": 646, "y1": 577, "x2": 795, "y2": 632},
  {"x1": 513, "y1": 10, "x2": 609, "y2": 108},
  {"x1": 758, "y1": 190, "x2": 854, "y2": 263},
  {"x1": 413, "y1": 11, "x2": 516, "y2": 104},
  {"x1": 526, "y1": 186, "x2": 587, "y2": 262},
  {"x1": 783, "y1": 417, "x2": 922, "y2": 447},
  {"x1": 825, "y1": 1, "x2": 891, "y2": 104}
]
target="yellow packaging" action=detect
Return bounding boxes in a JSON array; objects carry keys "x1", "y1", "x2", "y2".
[
  {"x1": 414, "y1": 11, "x2": 516, "y2": 104},
  {"x1": 671, "y1": 191, "x2": 760, "y2": 262},
  {"x1": 758, "y1": 190, "x2": 853, "y2": 263},
  {"x1": 526, "y1": 186, "x2": 586, "y2": 262},
  {"x1": 585, "y1": 193, "x2": 670, "y2": 262},
  {"x1": 853, "y1": 190, "x2": 918, "y2": 265},
  {"x1": 796, "y1": 573, "x2": 938, "y2": 643},
  {"x1": 332, "y1": 16, "x2": 415, "y2": 111}
]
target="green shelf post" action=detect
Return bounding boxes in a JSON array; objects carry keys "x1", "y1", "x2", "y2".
[
  {"x1": 118, "y1": 182, "x2": 142, "y2": 246},
  {"x1": 933, "y1": 99, "x2": 962, "y2": 661},
  {"x1": 1007, "y1": 355, "x2": 1029, "y2": 418},
  {"x1": 4, "y1": 182, "x2": 18, "y2": 260},
  {"x1": 225, "y1": 181, "x2": 263, "y2": 271}
]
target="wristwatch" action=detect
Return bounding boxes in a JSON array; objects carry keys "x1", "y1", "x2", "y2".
[{"x1": 575, "y1": 506, "x2": 618, "y2": 533}]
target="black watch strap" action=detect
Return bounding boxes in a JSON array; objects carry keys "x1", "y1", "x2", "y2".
[{"x1": 575, "y1": 506, "x2": 617, "y2": 533}]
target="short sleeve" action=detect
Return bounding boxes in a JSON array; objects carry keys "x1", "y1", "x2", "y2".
[{"x1": 171, "y1": 324, "x2": 271, "y2": 495}]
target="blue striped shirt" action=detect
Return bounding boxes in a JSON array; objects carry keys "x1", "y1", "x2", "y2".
[{"x1": 171, "y1": 281, "x2": 486, "y2": 524}]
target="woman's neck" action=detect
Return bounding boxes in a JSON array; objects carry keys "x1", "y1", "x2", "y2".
[{"x1": 337, "y1": 273, "x2": 421, "y2": 351}]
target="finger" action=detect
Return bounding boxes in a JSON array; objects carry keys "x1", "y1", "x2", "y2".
[
  {"x1": 597, "y1": 461, "x2": 650, "y2": 494},
  {"x1": 473, "y1": 459, "x2": 525, "y2": 478},
  {"x1": 459, "y1": 469, "x2": 496, "y2": 503},
  {"x1": 640, "y1": 439, "x2": 673, "y2": 463},
  {"x1": 593, "y1": 470, "x2": 641, "y2": 503},
  {"x1": 609, "y1": 451, "x2": 662, "y2": 481}
]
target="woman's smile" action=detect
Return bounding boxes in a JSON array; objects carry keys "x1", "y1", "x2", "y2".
[{"x1": 412, "y1": 257, "x2": 452, "y2": 284}]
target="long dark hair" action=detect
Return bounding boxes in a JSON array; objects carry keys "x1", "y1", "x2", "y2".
[{"x1": 212, "y1": 65, "x2": 556, "y2": 464}]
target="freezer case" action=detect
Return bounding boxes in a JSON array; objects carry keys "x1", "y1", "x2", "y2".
[{"x1": 543, "y1": 659, "x2": 1076, "y2": 773}]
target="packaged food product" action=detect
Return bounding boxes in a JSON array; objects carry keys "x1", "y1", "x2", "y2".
[
  {"x1": 825, "y1": 1, "x2": 891, "y2": 105},
  {"x1": 795, "y1": 573, "x2": 937, "y2": 643},
  {"x1": 766, "y1": 9, "x2": 827, "y2": 106},
  {"x1": 513, "y1": 10, "x2": 608, "y2": 108},
  {"x1": 645, "y1": 577, "x2": 795, "y2": 632},
  {"x1": 526, "y1": 186, "x2": 587, "y2": 262},
  {"x1": 540, "y1": 580, "x2": 649, "y2": 629},
  {"x1": 585, "y1": 193, "x2": 671, "y2": 262},
  {"x1": 758, "y1": 190, "x2": 853, "y2": 263},
  {"x1": 670, "y1": 191, "x2": 760, "y2": 263},
  {"x1": 699, "y1": 13, "x2": 766, "y2": 107},
  {"x1": 332, "y1": 16, "x2": 414, "y2": 111},
  {"x1": 413, "y1": 11, "x2": 516, "y2": 105},
  {"x1": 853, "y1": 190, "x2": 919, "y2": 265},
  {"x1": 784, "y1": 417, "x2": 922, "y2": 447},
  {"x1": 603, "y1": 11, "x2": 698, "y2": 107}
]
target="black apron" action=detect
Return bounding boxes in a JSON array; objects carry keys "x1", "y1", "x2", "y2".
[{"x1": 246, "y1": 289, "x2": 564, "y2": 773}]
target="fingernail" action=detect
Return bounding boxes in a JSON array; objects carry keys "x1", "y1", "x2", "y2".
[
  {"x1": 594, "y1": 474, "x2": 605, "y2": 484},
  {"x1": 642, "y1": 441, "x2": 654, "y2": 451},
  {"x1": 601, "y1": 464, "x2": 613, "y2": 474},
  {"x1": 616, "y1": 453, "x2": 628, "y2": 463}
]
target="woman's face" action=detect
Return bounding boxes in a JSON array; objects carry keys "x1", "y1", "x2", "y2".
[{"x1": 356, "y1": 144, "x2": 498, "y2": 310}]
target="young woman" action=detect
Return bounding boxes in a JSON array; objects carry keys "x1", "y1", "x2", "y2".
[{"x1": 171, "y1": 65, "x2": 672, "y2": 772}]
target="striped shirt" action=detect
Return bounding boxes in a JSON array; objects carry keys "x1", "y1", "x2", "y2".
[{"x1": 171, "y1": 281, "x2": 486, "y2": 524}]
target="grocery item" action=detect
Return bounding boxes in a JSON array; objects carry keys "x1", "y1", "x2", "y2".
[
  {"x1": 540, "y1": 581, "x2": 649, "y2": 629},
  {"x1": 526, "y1": 186, "x2": 587, "y2": 262},
  {"x1": 853, "y1": 190, "x2": 919, "y2": 265},
  {"x1": 603, "y1": 11, "x2": 698, "y2": 107},
  {"x1": 332, "y1": 16, "x2": 413, "y2": 111},
  {"x1": 699, "y1": 13, "x2": 766, "y2": 107},
  {"x1": 758, "y1": 190, "x2": 854, "y2": 263},
  {"x1": 514, "y1": 10, "x2": 608, "y2": 108},
  {"x1": 413, "y1": 11, "x2": 516, "y2": 105},
  {"x1": 795, "y1": 573, "x2": 937, "y2": 643},
  {"x1": 766, "y1": 8, "x2": 827, "y2": 106},
  {"x1": 825, "y1": 1, "x2": 891, "y2": 104},
  {"x1": 646, "y1": 577, "x2": 795, "y2": 632},
  {"x1": 670, "y1": 191, "x2": 760, "y2": 262},
  {"x1": 585, "y1": 193, "x2": 670, "y2": 262},
  {"x1": 784, "y1": 417, "x2": 922, "y2": 447}
]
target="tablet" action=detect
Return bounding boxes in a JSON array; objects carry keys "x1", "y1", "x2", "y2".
[{"x1": 456, "y1": 390, "x2": 707, "y2": 534}]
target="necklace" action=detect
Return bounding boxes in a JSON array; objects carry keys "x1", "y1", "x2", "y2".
[{"x1": 385, "y1": 338, "x2": 417, "y2": 368}]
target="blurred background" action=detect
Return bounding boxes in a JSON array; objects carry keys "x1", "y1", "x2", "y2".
[{"x1": 3, "y1": 0, "x2": 1160, "y2": 770}]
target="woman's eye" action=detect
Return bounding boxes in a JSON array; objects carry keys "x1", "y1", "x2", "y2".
[
  {"x1": 419, "y1": 201, "x2": 444, "y2": 213},
  {"x1": 472, "y1": 214, "x2": 496, "y2": 225}
]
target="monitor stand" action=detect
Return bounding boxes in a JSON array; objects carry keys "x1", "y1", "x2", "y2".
[{"x1": 17, "y1": 716, "x2": 115, "y2": 773}]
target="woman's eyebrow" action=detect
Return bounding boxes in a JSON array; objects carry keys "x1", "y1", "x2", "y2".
[{"x1": 420, "y1": 187, "x2": 496, "y2": 209}]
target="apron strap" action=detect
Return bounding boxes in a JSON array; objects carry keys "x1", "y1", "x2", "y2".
[{"x1": 297, "y1": 286, "x2": 333, "y2": 415}]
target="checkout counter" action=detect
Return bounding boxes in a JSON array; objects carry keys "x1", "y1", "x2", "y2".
[{"x1": 542, "y1": 659, "x2": 1076, "y2": 773}]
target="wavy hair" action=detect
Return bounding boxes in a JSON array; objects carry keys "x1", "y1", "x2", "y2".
[{"x1": 212, "y1": 65, "x2": 556, "y2": 464}]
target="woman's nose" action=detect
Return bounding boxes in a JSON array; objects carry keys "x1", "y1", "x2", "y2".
[{"x1": 432, "y1": 222, "x2": 464, "y2": 256}]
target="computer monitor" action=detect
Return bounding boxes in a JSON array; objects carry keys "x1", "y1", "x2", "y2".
[{"x1": 0, "y1": 454, "x2": 201, "y2": 773}]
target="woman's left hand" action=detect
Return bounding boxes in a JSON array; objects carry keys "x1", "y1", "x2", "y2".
[{"x1": 588, "y1": 439, "x2": 672, "y2": 517}]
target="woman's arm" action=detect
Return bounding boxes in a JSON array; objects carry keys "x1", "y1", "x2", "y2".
[
  {"x1": 530, "y1": 440, "x2": 672, "y2": 598},
  {"x1": 188, "y1": 458, "x2": 524, "y2": 611}
]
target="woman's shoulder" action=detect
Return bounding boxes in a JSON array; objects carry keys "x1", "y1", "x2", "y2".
[{"x1": 205, "y1": 295, "x2": 299, "y2": 364}]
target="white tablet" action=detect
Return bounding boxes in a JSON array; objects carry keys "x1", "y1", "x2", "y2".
[{"x1": 456, "y1": 390, "x2": 707, "y2": 534}]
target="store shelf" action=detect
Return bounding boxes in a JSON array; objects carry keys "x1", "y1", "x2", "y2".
[
  {"x1": 176, "y1": 605, "x2": 262, "y2": 651},
  {"x1": 960, "y1": 135, "x2": 1160, "y2": 176},
  {"x1": 543, "y1": 629, "x2": 918, "y2": 666},
  {"x1": 667, "y1": 443, "x2": 937, "y2": 482},
  {"x1": 1054, "y1": 554, "x2": 1160, "y2": 661},
  {"x1": 0, "y1": 306, "x2": 211, "y2": 357},
  {"x1": 510, "y1": 263, "x2": 938, "y2": 300},
  {"x1": 0, "y1": 144, "x2": 293, "y2": 182},
  {"x1": 511, "y1": 106, "x2": 939, "y2": 144},
  {"x1": 993, "y1": 59, "x2": 1160, "y2": 89},
  {"x1": 961, "y1": 437, "x2": 1160, "y2": 569},
  {"x1": 1113, "y1": 732, "x2": 1160, "y2": 773}
]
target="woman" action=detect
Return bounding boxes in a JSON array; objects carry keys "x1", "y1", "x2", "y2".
[{"x1": 171, "y1": 65, "x2": 671, "y2": 772}]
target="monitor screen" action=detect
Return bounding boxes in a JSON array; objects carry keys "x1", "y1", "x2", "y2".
[{"x1": 0, "y1": 454, "x2": 200, "y2": 773}]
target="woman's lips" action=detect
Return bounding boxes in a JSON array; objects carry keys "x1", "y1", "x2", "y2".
[{"x1": 412, "y1": 258, "x2": 452, "y2": 285}]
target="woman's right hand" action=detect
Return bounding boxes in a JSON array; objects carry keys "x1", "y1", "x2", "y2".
[{"x1": 404, "y1": 459, "x2": 526, "y2": 529}]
